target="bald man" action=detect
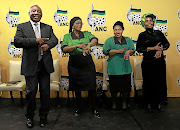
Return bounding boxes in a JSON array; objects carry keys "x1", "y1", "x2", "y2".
[{"x1": 14, "y1": 5, "x2": 58, "y2": 128}]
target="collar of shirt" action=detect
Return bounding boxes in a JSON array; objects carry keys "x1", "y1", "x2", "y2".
[
  {"x1": 114, "y1": 36, "x2": 127, "y2": 45},
  {"x1": 71, "y1": 31, "x2": 84, "y2": 40},
  {"x1": 146, "y1": 28, "x2": 154, "y2": 33},
  {"x1": 30, "y1": 20, "x2": 41, "y2": 35}
]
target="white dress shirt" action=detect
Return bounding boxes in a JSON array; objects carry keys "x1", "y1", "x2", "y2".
[{"x1": 30, "y1": 20, "x2": 41, "y2": 38}]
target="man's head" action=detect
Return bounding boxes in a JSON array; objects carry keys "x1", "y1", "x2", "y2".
[{"x1": 29, "y1": 5, "x2": 42, "y2": 22}]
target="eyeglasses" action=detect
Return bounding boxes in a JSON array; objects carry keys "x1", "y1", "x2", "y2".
[{"x1": 74, "y1": 22, "x2": 83, "y2": 25}]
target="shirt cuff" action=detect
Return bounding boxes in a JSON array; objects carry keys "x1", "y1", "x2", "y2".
[
  {"x1": 107, "y1": 49, "x2": 111, "y2": 55},
  {"x1": 61, "y1": 45, "x2": 68, "y2": 51}
]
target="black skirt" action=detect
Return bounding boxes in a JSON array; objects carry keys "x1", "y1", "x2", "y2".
[
  {"x1": 109, "y1": 74, "x2": 131, "y2": 92},
  {"x1": 141, "y1": 59, "x2": 167, "y2": 104},
  {"x1": 68, "y1": 54, "x2": 96, "y2": 91}
]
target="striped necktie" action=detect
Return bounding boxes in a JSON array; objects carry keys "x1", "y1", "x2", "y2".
[
  {"x1": 34, "y1": 23, "x2": 42, "y2": 61},
  {"x1": 34, "y1": 23, "x2": 41, "y2": 38}
]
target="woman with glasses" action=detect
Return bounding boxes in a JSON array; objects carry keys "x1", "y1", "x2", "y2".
[
  {"x1": 61, "y1": 17, "x2": 100, "y2": 118},
  {"x1": 136, "y1": 14, "x2": 170, "y2": 112},
  {"x1": 103, "y1": 21, "x2": 135, "y2": 110}
]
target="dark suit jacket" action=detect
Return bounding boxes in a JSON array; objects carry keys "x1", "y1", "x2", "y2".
[{"x1": 14, "y1": 21, "x2": 58, "y2": 76}]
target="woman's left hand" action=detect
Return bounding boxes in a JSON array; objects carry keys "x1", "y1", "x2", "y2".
[
  {"x1": 124, "y1": 50, "x2": 130, "y2": 60},
  {"x1": 154, "y1": 50, "x2": 162, "y2": 59}
]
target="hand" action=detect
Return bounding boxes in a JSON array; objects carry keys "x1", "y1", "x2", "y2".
[
  {"x1": 83, "y1": 43, "x2": 91, "y2": 55},
  {"x1": 117, "y1": 48, "x2": 127, "y2": 54},
  {"x1": 36, "y1": 38, "x2": 49, "y2": 45},
  {"x1": 154, "y1": 50, "x2": 162, "y2": 59},
  {"x1": 41, "y1": 44, "x2": 49, "y2": 55},
  {"x1": 75, "y1": 44, "x2": 86, "y2": 49},
  {"x1": 124, "y1": 50, "x2": 130, "y2": 60},
  {"x1": 154, "y1": 42, "x2": 162, "y2": 51}
]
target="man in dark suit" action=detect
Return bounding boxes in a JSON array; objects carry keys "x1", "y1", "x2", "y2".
[{"x1": 14, "y1": 5, "x2": 58, "y2": 128}]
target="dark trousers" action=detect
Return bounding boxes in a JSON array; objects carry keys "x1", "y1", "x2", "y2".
[
  {"x1": 25, "y1": 60, "x2": 50, "y2": 119},
  {"x1": 142, "y1": 60, "x2": 167, "y2": 105},
  {"x1": 111, "y1": 91, "x2": 129, "y2": 104},
  {"x1": 109, "y1": 74, "x2": 131, "y2": 105},
  {"x1": 75, "y1": 90, "x2": 96, "y2": 111}
]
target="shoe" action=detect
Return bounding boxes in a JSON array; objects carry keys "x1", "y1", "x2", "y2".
[
  {"x1": 39, "y1": 118, "x2": 47, "y2": 128},
  {"x1": 157, "y1": 104, "x2": 164, "y2": 112},
  {"x1": 26, "y1": 118, "x2": 34, "y2": 128},
  {"x1": 74, "y1": 109, "x2": 80, "y2": 117},
  {"x1": 147, "y1": 104, "x2": 153, "y2": 112},
  {"x1": 162, "y1": 101, "x2": 168, "y2": 106},
  {"x1": 122, "y1": 102, "x2": 127, "y2": 110},
  {"x1": 93, "y1": 110, "x2": 100, "y2": 118},
  {"x1": 112, "y1": 102, "x2": 117, "y2": 110}
]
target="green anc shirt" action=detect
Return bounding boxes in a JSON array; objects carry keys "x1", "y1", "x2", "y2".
[
  {"x1": 61, "y1": 31, "x2": 96, "y2": 55},
  {"x1": 103, "y1": 36, "x2": 135, "y2": 75}
]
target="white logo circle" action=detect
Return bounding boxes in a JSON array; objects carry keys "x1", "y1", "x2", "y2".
[
  {"x1": 6, "y1": 12, "x2": 20, "y2": 27},
  {"x1": 177, "y1": 76, "x2": 180, "y2": 87},
  {"x1": 178, "y1": 9, "x2": 180, "y2": 20},
  {"x1": 177, "y1": 40, "x2": 180, "y2": 53}
]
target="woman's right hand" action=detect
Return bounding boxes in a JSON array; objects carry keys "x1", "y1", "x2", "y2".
[
  {"x1": 117, "y1": 48, "x2": 127, "y2": 53},
  {"x1": 75, "y1": 44, "x2": 87, "y2": 49}
]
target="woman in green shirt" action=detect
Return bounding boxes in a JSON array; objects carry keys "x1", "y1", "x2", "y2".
[
  {"x1": 61, "y1": 17, "x2": 100, "y2": 118},
  {"x1": 103, "y1": 21, "x2": 135, "y2": 110}
]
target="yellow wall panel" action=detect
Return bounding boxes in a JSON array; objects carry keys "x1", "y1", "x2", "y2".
[{"x1": 0, "y1": 0, "x2": 180, "y2": 97}]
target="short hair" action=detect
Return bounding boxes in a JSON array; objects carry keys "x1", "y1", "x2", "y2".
[
  {"x1": 29, "y1": 5, "x2": 42, "y2": 13},
  {"x1": 113, "y1": 21, "x2": 124, "y2": 30}
]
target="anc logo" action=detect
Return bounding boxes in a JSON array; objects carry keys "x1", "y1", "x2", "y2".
[
  {"x1": 7, "y1": 38, "x2": 21, "y2": 58},
  {"x1": 96, "y1": 72, "x2": 103, "y2": 91},
  {"x1": 176, "y1": 40, "x2": 180, "y2": 53},
  {"x1": 154, "y1": 18, "x2": 168, "y2": 36},
  {"x1": 92, "y1": 43, "x2": 106, "y2": 59},
  {"x1": 60, "y1": 75, "x2": 69, "y2": 90},
  {"x1": 87, "y1": 4, "x2": 107, "y2": 31},
  {"x1": 177, "y1": 76, "x2": 180, "y2": 87},
  {"x1": 56, "y1": 37, "x2": 63, "y2": 57},
  {"x1": 178, "y1": 9, "x2": 180, "y2": 20},
  {"x1": 56, "y1": 37, "x2": 69, "y2": 57},
  {"x1": 154, "y1": 18, "x2": 168, "y2": 32},
  {"x1": 54, "y1": 6, "x2": 68, "y2": 26},
  {"x1": 6, "y1": 7, "x2": 20, "y2": 27},
  {"x1": 127, "y1": 4, "x2": 142, "y2": 25}
]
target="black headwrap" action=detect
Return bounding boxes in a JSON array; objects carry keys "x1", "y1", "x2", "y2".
[
  {"x1": 69, "y1": 17, "x2": 82, "y2": 33},
  {"x1": 113, "y1": 21, "x2": 124, "y2": 30}
]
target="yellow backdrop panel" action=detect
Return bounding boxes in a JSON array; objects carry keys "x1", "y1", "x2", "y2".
[{"x1": 0, "y1": 0, "x2": 180, "y2": 98}]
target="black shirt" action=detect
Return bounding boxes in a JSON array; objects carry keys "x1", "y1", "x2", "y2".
[{"x1": 136, "y1": 28, "x2": 170, "y2": 63}]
